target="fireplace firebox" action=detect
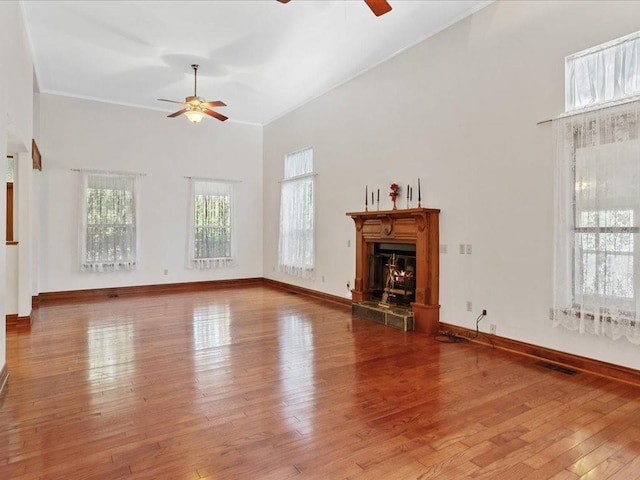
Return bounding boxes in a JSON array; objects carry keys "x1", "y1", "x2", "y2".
[
  {"x1": 369, "y1": 243, "x2": 417, "y2": 306},
  {"x1": 346, "y1": 208, "x2": 440, "y2": 334}
]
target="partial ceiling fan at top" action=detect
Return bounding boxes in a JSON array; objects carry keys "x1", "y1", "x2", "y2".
[
  {"x1": 277, "y1": 0, "x2": 392, "y2": 17},
  {"x1": 158, "y1": 64, "x2": 228, "y2": 123}
]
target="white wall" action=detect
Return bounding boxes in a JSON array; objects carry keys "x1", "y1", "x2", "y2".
[
  {"x1": 6, "y1": 246, "x2": 17, "y2": 315},
  {"x1": 0, "y1": 1, "x2": 34, "y2": 374},
  {"x1": 263, "y1": 0, "x2": 640, "y2": 370},
  {"x1": 38, "y1": 94, "x2": 263, "y2": 293}
]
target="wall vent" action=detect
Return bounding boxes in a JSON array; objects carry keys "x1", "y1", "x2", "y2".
[{"x1": 534, "y1": 361, "x2": 578, "y2": 376}]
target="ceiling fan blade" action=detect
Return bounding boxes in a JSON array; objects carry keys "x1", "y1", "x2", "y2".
[
  {"x1": 168, "y1": 108, "x2": 188, "y2": 118},
  {"x1": 364, "y1": 0, "x2": 392, "y2": 16},
  {"x1": 158, "y1": 98, "x2": 186, "y2": 105},
  {"x1": 203, "y1": 109, "x2": 228, "y2": 122},
  {"x1": 202, "y1": 100, "x2": 226, "y2": 108}
]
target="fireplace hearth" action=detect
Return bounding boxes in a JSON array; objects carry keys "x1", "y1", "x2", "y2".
[{"x1": 346, "y1": 208, "x2": 440, "y2": 334}]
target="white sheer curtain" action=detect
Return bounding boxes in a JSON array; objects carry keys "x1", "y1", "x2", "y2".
[
  {"x1": 79, "y1": 172, "x2": 140, "y2": 272},
  {"x1": 278, "y1": 148, "x2": 314, "y2": 278},
  {"x1": 553, "y1": 100, "x2": 640, "y2": 343},
  {"x1": 566, "y1": 31, "x2": 640, "y2": 112},
  {"x1": 187, "y1": 179, "x2": 234, "y2": 269}
]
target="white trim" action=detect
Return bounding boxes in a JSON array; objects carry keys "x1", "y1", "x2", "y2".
[
  {"x1": 279, "y1": 172, "x2": 317, "y2": 183},
  {"x1": 554, "y1": 97, "x2": 640, "y2": 122},
  {"x1": 184, "y1": 176, "x2": 242, "y2": 183},
  {"x1": 71, "y1": 168, "x2": 146, "y2": 177},
  {"x1": 567, "y1": 30, "x2": 640, "y2": 61}
]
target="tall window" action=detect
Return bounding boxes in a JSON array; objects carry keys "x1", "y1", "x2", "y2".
[
  {"x1": 6, "y1": 156, "x2": 14, "y2": 242},
  {"x1": 188, "y1": 179, "x2": 233, "y2": 269},
  {"x1": 278, "y1": 147, "x2": 314, "y2": 278},
  {"x1": 553, "y1": 31, "x2": 640, "y2": 343},
  {"x1": 80, "y1": 173, "x2": 139, "y2": 272}
]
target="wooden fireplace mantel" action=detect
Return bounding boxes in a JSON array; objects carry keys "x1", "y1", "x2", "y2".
[{"x1": 346, "y1": 207, "x2": 440, "y2": 334}]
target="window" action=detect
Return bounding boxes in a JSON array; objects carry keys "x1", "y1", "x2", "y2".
[
  {"x1": 566, "y1": 31, "x2": 640, "y2": 112},
  {"x1": 6, "y1": 156, "x2": 14, "y2": 242},
  {"x1": 6, "y1": 156, "x2": 14, "y2": 183},
  {"x1": 187, "y1": 179, "x2": 233, "y2": 269},
  {"x1": 574, "y1": 140, "x2": 640, "y2": 309},
  {"x1": 553, "y1": 81, "x2": 640, "y2": 343},
  {"x1": 80, "y1": 173, "x2": 139, "y2": 272},
  {"x1": 278, "y1": 147, "x2": 314, "y2": 278}
]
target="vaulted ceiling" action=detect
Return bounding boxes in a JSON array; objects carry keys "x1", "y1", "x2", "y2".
[{"x1": 21, "y1": 0, "x2": 491, "y2": 125}]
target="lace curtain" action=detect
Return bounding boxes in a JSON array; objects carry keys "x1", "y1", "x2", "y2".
[
  {"x1": 552, "y1": 100, "x2": 640, "y2": 343},
  {"x1": 80, "y1": 172, "x2": 139, "y2": 272},
  {"x1": 187, "y1": 179, "x2": 233, "y2": 269},
  {"x1": 566, "y1": 31, "x2": 640, "y2": 112},
  {"x1": 278, "y1": 148, "x2": 314, "y2": 278}
]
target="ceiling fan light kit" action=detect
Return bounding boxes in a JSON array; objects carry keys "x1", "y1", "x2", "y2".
[
  {"x1": 185, "y1": 108, "x2": 205, "y2": 124},
  {"x1": 158, "y1": 64, "x2": 228, "y2": 123}
]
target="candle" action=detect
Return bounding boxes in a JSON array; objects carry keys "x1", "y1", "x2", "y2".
[
  {"x1": 407, "y1": 184, "x2": 409, "y2": 199},
  {"x1": 377, "y1": 189, "x2": 379, "y2": 203},
  {"x1": 410, "y1": 186, "x2": 413, "y2": 202},
  {"x1": 366, "y1": 185, "x2": 368, "y2": 206},
  {"x1": 418, "y1": 178, "x2": 421, "y2": 202},
  {"x1": 372, "y1": 192, "x2": 374, "y2": 205}
]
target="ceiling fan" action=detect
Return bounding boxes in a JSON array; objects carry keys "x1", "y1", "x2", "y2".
[
  {"x1": 158, "y1": 64, "x2": 228, "y2": 123},
  {"x1": 277, "y1": 0, "x2": 392, "y2": 17}
]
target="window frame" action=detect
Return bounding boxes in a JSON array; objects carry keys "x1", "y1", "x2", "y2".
[{"x1": 572, "y1": 205, "x2": 639, "y2": 313}]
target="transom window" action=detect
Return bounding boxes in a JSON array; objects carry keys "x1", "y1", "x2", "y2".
[{"x1": 566, "y1": 30, "x2": 640, "y2": 112}]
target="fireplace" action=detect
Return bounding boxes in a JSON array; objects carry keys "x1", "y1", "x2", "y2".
[{"x1": 346, "y1": 208, "x2": 440, "y2": 334}]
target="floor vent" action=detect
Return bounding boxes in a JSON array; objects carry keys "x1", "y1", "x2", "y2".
[{"x1": 534, "y1": 361, "x2": 578, "y2": 376}]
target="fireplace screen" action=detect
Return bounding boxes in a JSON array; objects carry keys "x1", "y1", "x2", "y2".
[{"x1": 368, "y1": 243, "x2": 416, "y2": 306}]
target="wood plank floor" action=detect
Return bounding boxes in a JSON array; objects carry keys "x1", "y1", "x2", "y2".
[{"x1": 1, "y1": 285, "x2": 640, "y2": 479}]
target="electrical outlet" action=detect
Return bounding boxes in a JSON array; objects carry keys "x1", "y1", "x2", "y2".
[
  {"x1": 466, "y1": 301, "x2": 472, "y2": 312},
  {"x1": 163, "y1": 269, "x2": 168, "y2": 275},
  {"x1": 321, "y1": 275, "x2": 325, "y2": 282},
  {"x1": 459, "y1": 244, "x2": 466, "y2": 254},
  {"x1": 490, "y1": 324, "x2": 497, "y2": 335},
  {"x1": 440, "y1": 244, "x2": 447, "y2": 254},
  {"x1": 466, "y1": 244, "x2": 472, "y2": 255},
  {"x1": 347, "y1": 240, "x2": 351, "y2": 247}
]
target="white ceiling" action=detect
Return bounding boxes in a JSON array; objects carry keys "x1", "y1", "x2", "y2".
[{"x1": 21, "y1": 0, "x2": 491, "y2": 126}]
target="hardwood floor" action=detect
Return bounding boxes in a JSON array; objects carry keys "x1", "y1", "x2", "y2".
[{"x1": 1, "y1": 285, "x2": 640, "y2": 479}]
